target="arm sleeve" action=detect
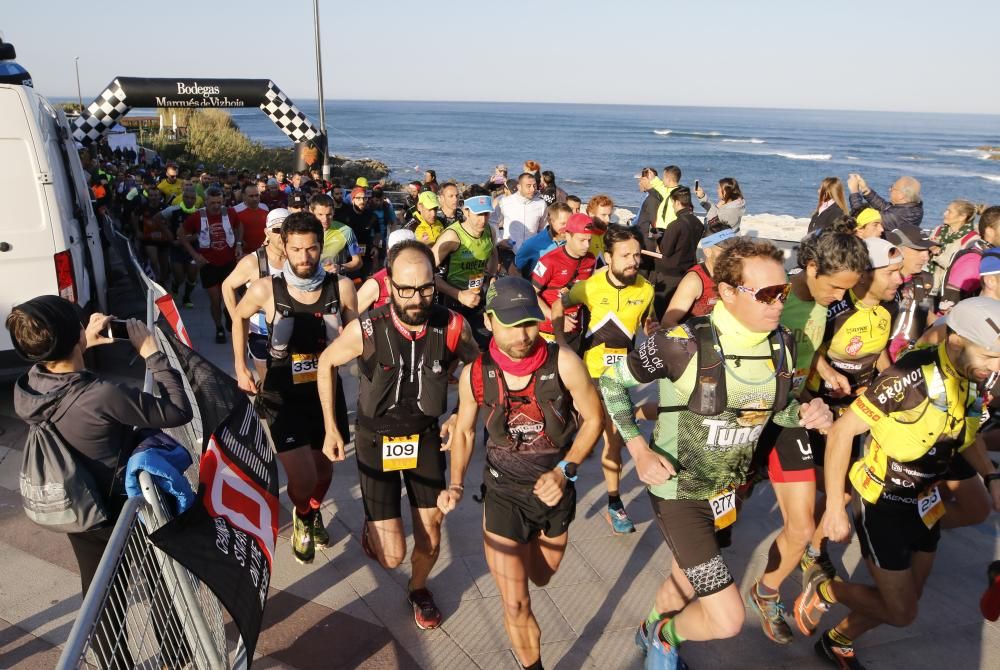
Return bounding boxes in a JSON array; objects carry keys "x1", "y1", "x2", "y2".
[
  {"x1": 563, "y1": 277, "x2": 588, "y2": 307},
  {"x1": 98, "y1": 352, "x2": 193, "y2": 429},
  {"x1": 772, "y1": 399, "x2": 803, "y2": 428}
]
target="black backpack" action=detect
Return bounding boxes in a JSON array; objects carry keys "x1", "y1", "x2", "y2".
[{"x1": 19, "y1": 380, "x2": 111, "y2": 533}]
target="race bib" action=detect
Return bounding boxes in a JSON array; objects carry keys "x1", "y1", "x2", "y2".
[
  {"x1": 709, "y1": 490, "x2": 737, "y2": 530},
  {"x1": 290, "y1": 353, "x2": 318, "y2": 384},
  {"x1": 603, "y1": 347, "x2": 626, "y2": 368},
  {"x1": 917, "y1": 486, "x2": 945, "y2": 529},
  {"x1": 358, "y1": 243, "x2": 367, "y2": 254},
  {"x1": 468, "y1": 273, "x2": 484, "y2": 290},
  {"x1": 382, "y1": 434, "x2": 419, "y2": 471}
]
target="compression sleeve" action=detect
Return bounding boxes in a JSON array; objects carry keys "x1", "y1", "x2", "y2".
[
  {"x1": 771, "y1": 398, "x2": 803, "y2": 429},
  {"x1": 599, "y1": 357, "x2": 643, "y2": 441}
]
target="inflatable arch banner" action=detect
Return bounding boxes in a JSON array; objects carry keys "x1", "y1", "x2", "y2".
[{"x1": 72, "y1": 77, "x2": 326, "y2": 168}]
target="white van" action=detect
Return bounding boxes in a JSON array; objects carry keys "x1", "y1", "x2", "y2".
[{"x1": 0, "y1": 52, "x2": 108, "y2": 368}]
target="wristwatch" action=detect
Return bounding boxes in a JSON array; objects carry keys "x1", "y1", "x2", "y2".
[
  {"x1": 557, "y1": 460, "x2": 578, "y2": 482},
  {"x1": 985, "y1": 473, "x2": 1000, "y2": 486}
]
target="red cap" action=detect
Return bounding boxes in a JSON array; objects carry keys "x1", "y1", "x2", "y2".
[
  {"x1": 565, "y1": 213, "x2": 598, "y2": 235},
  {"x1": 350, "y1": 187, "x2": 366, "y2": 199}
]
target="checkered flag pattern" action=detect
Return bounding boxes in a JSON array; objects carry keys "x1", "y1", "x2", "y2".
[
  {"x1": 72, "y1": 79, "x2": 130, "y2": 145},
  {"x1": 260, "y1": 81, "x2": 319, "y2": 143}
]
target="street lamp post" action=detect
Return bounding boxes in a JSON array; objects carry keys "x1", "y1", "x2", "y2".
[
  {"x1": 73, "y1": 56, "x2": 83, "y2": 110},
  {"x1": 312, "y1": 0, "x2": 330, "y2": 181}
]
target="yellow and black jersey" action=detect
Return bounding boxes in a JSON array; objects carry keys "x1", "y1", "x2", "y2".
[
  {"x1": 849, "y1": 343, "x2": 979, "y2": 507},
  {"x1": 566, "y1": 268, "x2": 654, "y2": 378}
]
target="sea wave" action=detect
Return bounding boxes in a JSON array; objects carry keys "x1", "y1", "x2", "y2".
[
  {"x1": 772, "y1": 152, "x2": 832, "y2": 161},
  {"x1": 979, "y1": 174, "x2": 1000, "y2": 183},
  {"x1": 846, "y1": 155, "x2": 860, "y2": 160},
  {"x1": 653, "y1": 129, "x2": 672, "y2": 136},
  {"x1": 652, "y1": 129, "x2": 724, "y2": 137},
  {"x1": 722, "y1": 138, "x2": 766, "y2": 144}
]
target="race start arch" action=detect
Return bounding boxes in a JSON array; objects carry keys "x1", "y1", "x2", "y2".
[{"x1": 72, "y1": 77, "x2": 326, "y2": 170}]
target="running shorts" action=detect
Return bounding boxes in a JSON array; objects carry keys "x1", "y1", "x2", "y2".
[
  {"x1": 483, "y1": 465, "x2": 576, "y2": 544},
  {"x1": 200, "y1": 261, "x2": 237, "y2": 289},
  {"x1": 355, "y1": 423, "x2": 447, "y2": 522},
  {"x1": 248, "y1": 333, "x2": 268, "y2": 361},
  {"x1": 255, "y1": 376, "x2": 349, "y2": 453},
  {"x1": 853, "y1": 498, "x2": 941, "y2": 571},
  {"x1": 943, "y1": 452, "x2": 977, "y2": 481},
  {"x1": 648, "y1": 492, "x2": 734, "y2": 597},
  {"x1": 752, "y1": 422, "x2": 815, "y2": 483}
]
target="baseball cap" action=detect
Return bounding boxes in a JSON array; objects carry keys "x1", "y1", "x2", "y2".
[
  {"x1": 288, "y1": 192, "x2": 308, "y2": 209},
  {"x1": 948, "y1": 297, "x2": 1000, "y2": 353},
  {"x1": 865, "y1": 237, "x2": 902, "y2": 269},
  {"x1": 856, "y1": 208, "x2": 882, "y2": 228},
  {"x1": 485, "y1": 277, "x2": 544, "y2": 326},
  {"x1": 350, "y1": 186, "x2": 366, "y2": 200},
  {"x1": 266, "y1": 208, "x2": 289, "y2": 230},
  {"x1": 887, "y1": 224, "x2": 933, "y2": 250},
  {"x1": 565, "y1": 213, "x2": 598, "y2": 235},
  {"x1": 980, "y1": 248, "x2": 1000, "y2": 276},
  {"x1": 355, "y1": 177, "x2": 369, "y2": 188},
  {"x1": 418, "y1": 191, "x2": 439, "y2": 209},
  {"x1": 387, "y1": 228, "x2": 415, "y2": 249},
  {"x1": 465, "y1": 195, "x2": 493, "y2": 215}
]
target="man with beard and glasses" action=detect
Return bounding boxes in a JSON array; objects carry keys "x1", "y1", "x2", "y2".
[
  {"x1": 316, "y1": 240, "x2": 480, "y2": 629},
  {"x1": 440, "y1": 277, "x2": 604, "y2": 670},
  {"x1": 232, "y1": 212, "x2": 357, "y2": 565},
  {"x1": 550, "y1": 225, "x2": 656, "y2": 535}
]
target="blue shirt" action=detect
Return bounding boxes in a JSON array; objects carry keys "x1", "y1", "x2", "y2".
[{"x1": 515, "y1": 227, "x2": 561, "y2": 276}]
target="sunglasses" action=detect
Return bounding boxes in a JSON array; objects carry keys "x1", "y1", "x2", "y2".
[{"x1": 735, "y1": 282, "x2": 791, "y2": 305}]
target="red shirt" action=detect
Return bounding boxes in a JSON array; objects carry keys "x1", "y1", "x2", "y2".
[
  {"x1": 183, "y1": 209, "x2": 237, "y2": 266},
  {"x1": 232, "y1": 202, "x2": 269, "y2": 252},
  {"x1": 371, "y1": 268, "x2": 391, "y2": 309},
  {"x1": 531, "y1": 246, "x2": 596, "y2": 334}
]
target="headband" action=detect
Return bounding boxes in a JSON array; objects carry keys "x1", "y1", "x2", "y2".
[{"x1": 698, "y1": 228, "x2": 737, "y2": 249}]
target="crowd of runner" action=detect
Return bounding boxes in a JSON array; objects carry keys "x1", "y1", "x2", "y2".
[{"x1": 84, "y1": 148, "x2": 1000, "y2": 670}]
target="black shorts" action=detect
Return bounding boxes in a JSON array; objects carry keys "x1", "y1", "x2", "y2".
[
  {"x1": 248, "y1": 333, "x2": 268, "y2": 361},
  {"x1": 355, "y1": 423, "x2": 447, "y2": 522},
  {"x1": 752, "y1": 422, "x2": 815, "y2": 483},
  {"x1": 648, "y1": 492, "x2": 734, "y2": 597},
  {"x1": 483, "y1": 465, "x2": 576, "y2": 544},
  {"x1": 853, "y1": 499, "x2": 941, "y2": 571},
  {"x1": 943, "y1": 452, "x2": 977, "y2": 480},
  {"x1": 808, "y1": 425, "x2": 865, "y2": 469},
  {"x1": 255, "y1": 377, "x2": 349, "y2": 453},
  {"x1": 200, "y1": 261, "x2": 237, "y2": 289},
  {"x1": 169, "y1": 244, "x2": 190, "y2": 264}
]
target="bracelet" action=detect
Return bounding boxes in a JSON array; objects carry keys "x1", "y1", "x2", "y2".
[
  {"x1": 449, "y1": 484, "x2": 465, "y2": 492},
  {"x1": 985, "y1": 473, "x2": 1000, "y2": 485}
]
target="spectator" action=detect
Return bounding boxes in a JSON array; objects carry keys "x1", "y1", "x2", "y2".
[
  {"x1": 485, "y1": 164, "x2": 508, "y2": 195},
  {"x1": 649, "y1": 186, "x2": 703, "y2": 315},
  {"x1": 695, "y1": 177, "x2": 746, "y2": 232},
  {"x1": 423, "y1": 169, "x2": 439, "y2": 194},
  {"x1": 847, "y1": 172, "x2": 923, "y2": 232},
  {"x1": 7, "y1": 297, "x2": 192, "y2": 668},
  {"x1": 539, "y1": 170, "x2": 568, "y2": 205},
  {"x1": 493, "y1": 172, "x2": 547, "y2": 264},
  {"x1": 636, "y1": 167, "x2": 665, "y2": 278},
  {"x1": 566, "y1": 194, "x2": 582, "y2": 214},
  {"x1": 807, "y1": 177, "x2": 848, "y2": 234},
  {"x1": 930, "y1": 200, "x2": 988, "y2": 297}
]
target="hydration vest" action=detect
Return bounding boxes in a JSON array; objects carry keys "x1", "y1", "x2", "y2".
[
  {"x1": 197, "y1": 209, "x2": 235, "y2": 249},
  {"x1": 471, "y1": 342, "x2": 576, "y2": 453},
  {"x1": 267, "y1": 273, "x2": 342, "y2": 362},
  {"x1": 248, "y1": 248, "x2": 281, "y2": 336},
  {"x1": 689, "y1": 263, "x2": 718, "y2": 317},
  {"x1": 658, "y1": 315, "x2": 794, "y2": 416},
  {"x1": 356, "y1": 304, "x2": 463, "y2": 431}
]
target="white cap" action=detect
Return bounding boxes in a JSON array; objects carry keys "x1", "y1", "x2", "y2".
[
  {"x1": 266, "y1": 207, "x2": 290, "y2": 229},
  {"x1": 387, "y1": 228, "x2": 415, "y2": 249},
  {"x1": 948, "y1": 297, "x2": 1000, "y2": 353},
  {"x1": 864, "y1": 237, "x2": 902, "y2": 270}
]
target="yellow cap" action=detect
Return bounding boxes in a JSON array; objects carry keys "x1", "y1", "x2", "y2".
[
  {"x1": 856, "y1": 208, "x2": 882, "y2": 228},
  {"x1": 418, "y1": 191, "x2": 440, "y2": 209},
  {"x1": 355, "y1": 177, "x2": 369, "y2": 188}
]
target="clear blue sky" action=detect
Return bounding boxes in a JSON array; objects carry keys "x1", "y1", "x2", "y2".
[{"x1": 6, "y1": 0, "x2": 998, "y2": 114}]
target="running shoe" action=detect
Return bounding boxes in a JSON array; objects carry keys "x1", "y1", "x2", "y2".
[
  {"x1": 407, "y1": 588, "x2": 443, "y2": 630},
  {"x1": 312, "y1": 508, "x2": 330, "y2": 548},
  {"x1": 746, "y1": 582, "x2": 794, "y2": 645},
  {"x1": 360, "y1": 521, "x2": 378, "y2": 561},
  {"x1": 215, "y1": 327, "x2": 226, "y2": 344},
  {"x1": 815, "y1": 630, "x2": 866, "y2": 669},
  {"x1": 291, "y1": 509, "x2": 315, "y2": 565},
  {"x1": 801, "y1": 548, "x2": 838, "y2": 587},
  {"x1": 644, "y1": 618, "x2": 685, "y2": 670},
  {"x1": 793, "y1": 566, "x2": 831, "y2": 636},
  {"x1": 605, "y1": 503, "x2": 636, "y2": 534},
  {"x1": 635, "y1": 619, "x2": 652, "y2": 655},
  {"x1": 183, "y1": 296, "x2": 194, "y2": 308}
]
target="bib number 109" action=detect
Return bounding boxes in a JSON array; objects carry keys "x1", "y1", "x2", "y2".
[{"x1": 382, "y1": 435, "x2": 419, "y2": 471}]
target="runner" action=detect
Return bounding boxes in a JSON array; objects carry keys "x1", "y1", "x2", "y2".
[
  {"x1": 530, "y1": 213, "x2": 598, "y2": 350},
  {"x1": 357, "y1": 229, "x2": 417, "y2": 313},
  {"x1": 796, "y1": 297, "x2": 1000, "y2": 669},
  {"x1": 407, "y1": 191, "x2": 444, "y2": 245},
  {"x1": 432, "y1": 194, "x2": 497, "y2": 349},
  {"x1": 440, "y1": 277, "x2": 604, "y2": 669},
  {"x1": 231, "y1": 212, "x2": 358, "y2": 564},
  {"x1": 231, "y1": 184, "x2": 269, "y2": 253},
  {"x1": 551, "y1": 225, "x2": 656, "y2": 534},
  {"x1": 132, "y1": 188, "x2": 172, "y2": 283},
  {"x1": 316, "y1": 240, "x2": 480, "y2": 629},
  {"x1": 802, "y1": 237, "x2": 903, "y2": 585},
  {"x1": 222, "y1": 208, "x2": 288, "y2": 381},
  {"x1": 179, "y1": 186, "x2": 242, "y2": 344},
  {"x1": 599, "y1": 238, "x2": 833, "y2": 668},
  {"x1": 514, "y1": 202, "x2": 572, "y2": 277},
  {"x1": 160, "y1": 183, "x2": 201, "y2": 306},
  {"x1": 660, "y1": 223, "x2": 736, "y2": 327},
  {"x1": 886, "y1": 223, "x2": 936, "y2": 361},
  {"x1": 311, "y1": 193, "x2": 362, "y2": 273},
  {"x1": 745, "y1": 226, "x2": 868, "y2": 645}
]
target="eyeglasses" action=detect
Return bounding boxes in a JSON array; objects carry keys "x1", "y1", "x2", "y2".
[
  {"x1": 390, "y1": 279, "x2": 435, "y2": 299},
  {"x1": 736, "y1": 282, "x2": 791, "y2": 305}
]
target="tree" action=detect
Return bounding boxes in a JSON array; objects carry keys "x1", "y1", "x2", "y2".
[{"x1": 184, "y1": 109, "x2": 266, "y2": 170}]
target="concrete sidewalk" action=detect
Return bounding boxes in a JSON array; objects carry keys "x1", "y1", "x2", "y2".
[{"x1": 1, "y1": 272, "x2": 999, "y2": 669}]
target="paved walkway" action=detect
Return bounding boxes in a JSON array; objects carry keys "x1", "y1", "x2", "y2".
[{"x1": 1, "y1": 263, "x2": 999, "y2": 669}]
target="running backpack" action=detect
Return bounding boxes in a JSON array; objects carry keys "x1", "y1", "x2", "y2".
[{"x1": 19, "y1": 381, "x2": 110, "y2": 533}]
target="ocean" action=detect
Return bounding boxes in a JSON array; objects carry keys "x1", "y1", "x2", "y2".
[{"x1": 151, "y1": 101, "x2": 1000, "y2": 223}]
